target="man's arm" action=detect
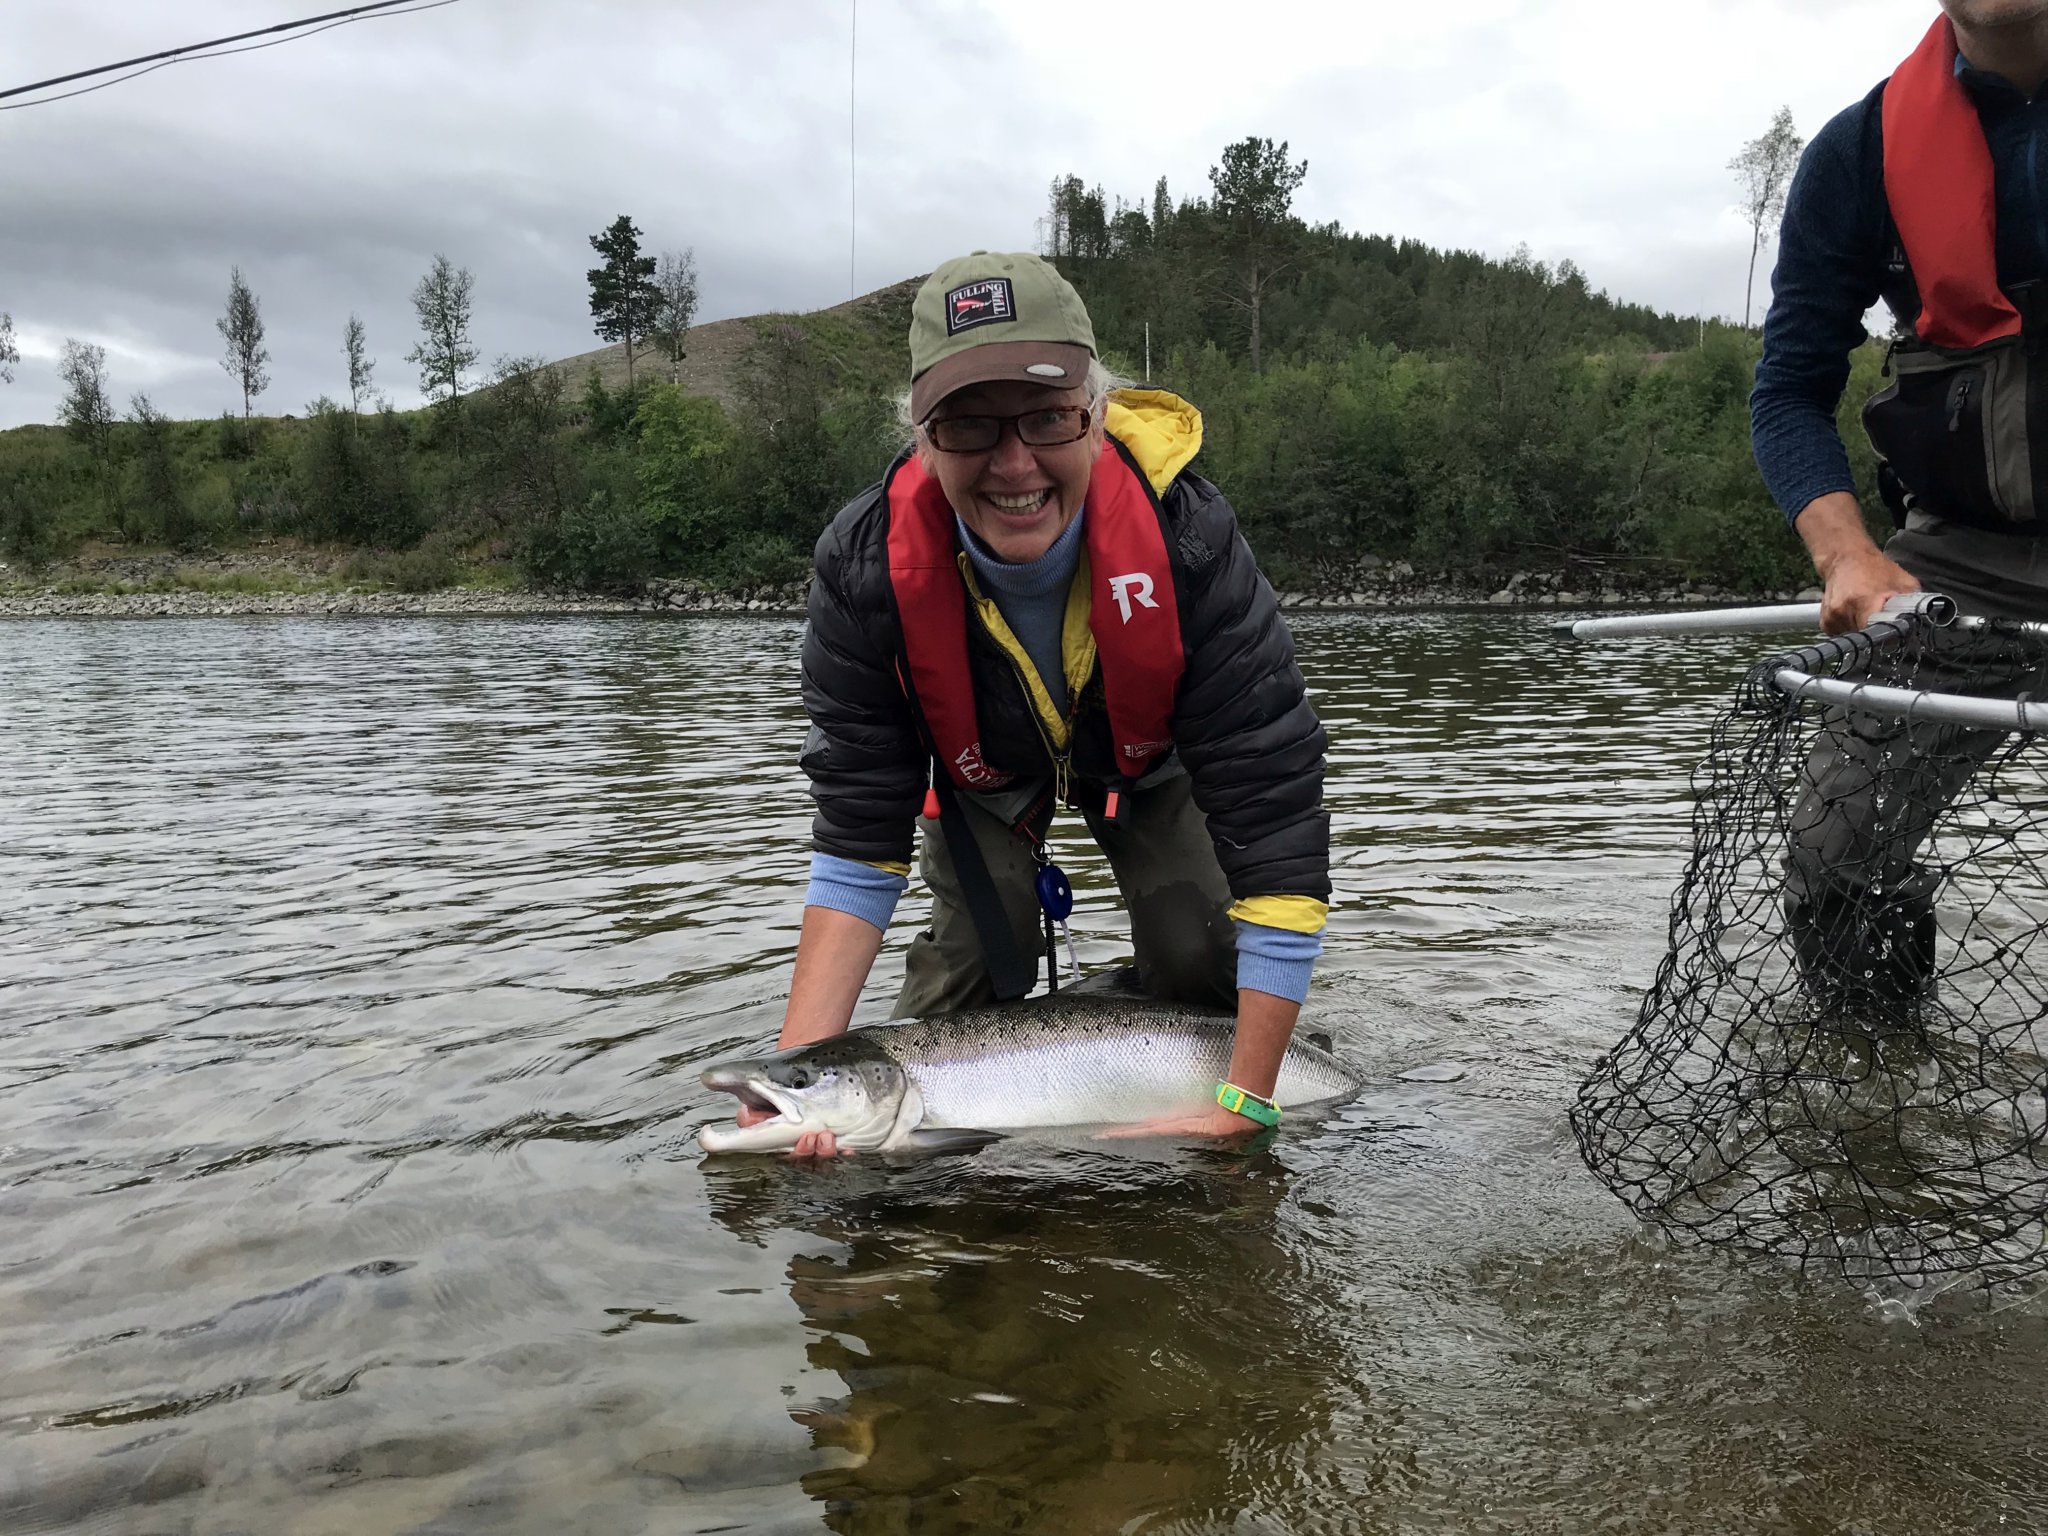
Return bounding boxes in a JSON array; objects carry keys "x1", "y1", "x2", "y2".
[
  {"x1": 1797, "y1": 489, "x2": 1922, "y2": 633},
  {"x1": 1751, "y1": 97, "x2": 1892, "y2": 535}
]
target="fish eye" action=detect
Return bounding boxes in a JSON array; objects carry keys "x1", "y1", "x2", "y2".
[{"x1": 787, "y1": 1067, "x2": 812, "y2": 1088}]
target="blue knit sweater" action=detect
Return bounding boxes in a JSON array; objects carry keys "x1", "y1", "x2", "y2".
[{"x1": 1752, "y1": 51, "x2": 2048, "y2": 522}]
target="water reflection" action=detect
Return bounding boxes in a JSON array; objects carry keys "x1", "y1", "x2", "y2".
[{"x1": 704, "y1": 1146, "x2": 1383, "y2": 1534}]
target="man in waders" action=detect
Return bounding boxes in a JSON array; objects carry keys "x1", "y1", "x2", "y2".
[
  {"x1": 742, "y1": 252, "x2": 1330, "y2": 1155},
  {"x1": 1752, "y1": 1, "x2": 2048, "y2": 1015}
]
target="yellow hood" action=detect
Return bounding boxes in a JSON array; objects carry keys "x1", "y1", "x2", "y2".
[{"x1": 1104, "y1": 388, "x2": 1202, "y2": 496}]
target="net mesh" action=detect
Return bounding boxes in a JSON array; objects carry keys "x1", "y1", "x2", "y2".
[{"x1": 1572, "y1": 612, "x2": 2048, "y2": 1303}]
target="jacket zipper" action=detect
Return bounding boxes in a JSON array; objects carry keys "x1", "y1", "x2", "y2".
[{"x1": 1950, "y1": 375, "x2": 1973, "y2": 433}]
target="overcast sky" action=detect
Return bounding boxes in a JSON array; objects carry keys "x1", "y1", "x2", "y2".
[{"x1": 1, "y1": 0, "x2": 1937, "y2": 428}]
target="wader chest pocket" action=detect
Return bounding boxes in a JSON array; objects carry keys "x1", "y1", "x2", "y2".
[{"x1": 1864, "y1": 352, "x2": 2005, "y2": 524}]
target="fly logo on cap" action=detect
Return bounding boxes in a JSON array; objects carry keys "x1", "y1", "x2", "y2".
[{"x1": 944, "y1": 278, "x2": 1016, "y2": 336}]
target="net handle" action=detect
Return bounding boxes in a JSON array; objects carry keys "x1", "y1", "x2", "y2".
[{"x1": 1554, "y1": 592, "x2": 1956, "y2": 641}]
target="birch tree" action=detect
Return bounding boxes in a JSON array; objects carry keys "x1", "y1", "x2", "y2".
[
  {"x1": 648, "y1": 248, "x2": 699, "y2": 386},
  {"x1": 1731, "y1": 106, "x2": 1805, "y2": 330},
  {"x1": 344, "y1": 314, "x2": 375, "y2": 415},
  {"x1": 217, "y1": 266, "x2": 270, "y2": 420},
  {"x1": 58, "y1": 339, "x2": 114, "y2": 457},
  {"x1": 0, "y1": 313, "x2": 17, "y2": 384},
  {"x1": 406, "y1": 254, "x2": 478, "y2": 411}
]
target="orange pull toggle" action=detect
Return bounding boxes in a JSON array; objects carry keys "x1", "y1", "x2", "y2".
[
  {"x1": 922, "y1": 787, "x2": 941, "y2": 820},
  {"x1": 1104, "y1": 789, "x2": 1121, "y2": 822}
]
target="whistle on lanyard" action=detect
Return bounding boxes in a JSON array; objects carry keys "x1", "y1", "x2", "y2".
[{"x1": 1033, "y1": 855, "x2": 1079, "y2": 990}]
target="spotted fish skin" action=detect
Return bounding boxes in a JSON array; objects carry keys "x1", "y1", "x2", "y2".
[{"x1": 698, "y1": 997, "x2": 1360, "y2": 1151}]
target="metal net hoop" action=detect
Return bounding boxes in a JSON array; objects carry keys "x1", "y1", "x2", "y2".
[{"x1": 1572, "y1": 608, "x2": 2048, "y2": 1300}]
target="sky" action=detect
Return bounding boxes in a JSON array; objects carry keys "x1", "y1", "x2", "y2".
[{"x1": 0, "y1": 0, "x2": 1941, "y2": 428}]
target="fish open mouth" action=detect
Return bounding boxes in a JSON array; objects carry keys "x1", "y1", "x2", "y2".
[
  {"x1": 698, "y1": 1065, "x2": 823, "y2": 1155},
  {"x1": 701, "y1": 1065, "x2": 796, "y2": 1123}
]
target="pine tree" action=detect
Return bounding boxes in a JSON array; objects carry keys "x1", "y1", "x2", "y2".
[{"x1": 587, "y1": 215, "x2": 660, "y2": 389}]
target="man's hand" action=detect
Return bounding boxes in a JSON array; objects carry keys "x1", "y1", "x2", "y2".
[
  {"x1": 1797, "y1": 490, "x2": 1921, "y2": 634},
  {"x1": 1819, "y1": 545, "x2": 1921, "y2": 635}
]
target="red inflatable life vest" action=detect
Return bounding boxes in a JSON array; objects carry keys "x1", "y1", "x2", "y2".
[
  {"x1": 885, "y1": 438, "x2": 1185, "y2": 792},
  {"x1": 1884, "y1": 16, "x2": 2024, "y2": 350}
]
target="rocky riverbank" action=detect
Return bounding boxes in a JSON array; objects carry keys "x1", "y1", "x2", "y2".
[{"x1": 0, "y1": 548, "x2": 1813, "y2": 620}]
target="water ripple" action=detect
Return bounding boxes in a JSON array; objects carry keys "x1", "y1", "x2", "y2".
[{"x1": 5, "y1": 610, "x2": 2046, "y2": 1533}]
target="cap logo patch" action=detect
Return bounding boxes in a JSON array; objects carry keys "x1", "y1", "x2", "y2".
[{"x1": 944, "y1": 277, "x2": 1016, "y2": 336}]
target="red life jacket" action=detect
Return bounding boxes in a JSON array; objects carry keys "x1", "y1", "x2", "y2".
[
  {"x1": 1884, "y1": 15, "x2": 2023, "y2": 349},
  {"x1": 885, "y1": 438, "x2": 1185, "y2": 792}
]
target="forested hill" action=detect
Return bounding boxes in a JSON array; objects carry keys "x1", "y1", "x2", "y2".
[
  {"x1": 1067, "y1": 224, "x2": 1704, "y2": 374},
  {"x1": 2, "y1": 138, "x2": 1877, "y2": 596}
]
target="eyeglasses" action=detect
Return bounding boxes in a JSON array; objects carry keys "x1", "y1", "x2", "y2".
[{"x1": 921, "y1": 406, "x2": 1093, "y2": 454}]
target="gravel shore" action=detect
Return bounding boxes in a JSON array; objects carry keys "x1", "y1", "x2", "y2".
[{"x1": 0, "y1": 556, "x2": 1806, "y2": 621}]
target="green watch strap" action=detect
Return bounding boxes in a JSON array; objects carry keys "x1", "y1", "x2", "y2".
[{"x1": 1215, "y1": 1080, "x2": 1282, "y2": 1128}]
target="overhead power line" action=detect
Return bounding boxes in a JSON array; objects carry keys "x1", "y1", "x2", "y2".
[
  {"x1": 0, "y1": 0, "x2": 464, "y2": 111},
  {"x1": 850, "y1": 0, "x2": 857, "y2": 303}
]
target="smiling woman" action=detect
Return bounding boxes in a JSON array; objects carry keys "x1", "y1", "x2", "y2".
[
  {"x1": 920, "y1": 382, "x2": 1101, "y2": 563},
  {"x1": 719, "y1": 249, "x2": 1334, "y2": 1156}
]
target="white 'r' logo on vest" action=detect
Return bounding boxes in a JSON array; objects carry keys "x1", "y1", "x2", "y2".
[{"x1": 1107, "y1": 572, "x2": 1158, "y2": 623}]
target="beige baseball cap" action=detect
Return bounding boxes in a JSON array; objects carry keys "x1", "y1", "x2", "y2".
[{"x1": 908, "y1": 251, "x2": 1097, "y2": 422}]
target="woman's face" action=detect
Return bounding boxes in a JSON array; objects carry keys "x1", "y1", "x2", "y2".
[{"x1": 919, "y1": 379, "x2": 1101, "y2": 564}]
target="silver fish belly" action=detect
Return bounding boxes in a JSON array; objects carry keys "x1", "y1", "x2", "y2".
[{"x1": 697, "y1": 997, "x2": 1360, "y2": 1152}]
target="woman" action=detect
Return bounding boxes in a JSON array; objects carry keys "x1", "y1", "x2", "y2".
[{"x1": 753, "y1": 250, "x2": 1328, "y2": 1154}]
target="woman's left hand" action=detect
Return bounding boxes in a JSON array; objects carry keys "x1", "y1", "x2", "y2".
[{"x1": 1096, "y1": 1103, "x2": 1266, "y2": 1140}]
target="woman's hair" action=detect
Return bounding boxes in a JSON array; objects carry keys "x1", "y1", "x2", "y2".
[{"x1": 895, "y1": 357, "x2": 1132, "y2": 443}]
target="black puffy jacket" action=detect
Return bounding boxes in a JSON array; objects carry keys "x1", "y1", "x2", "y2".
[{"x1": 798, "y1": 391, "x2": 1329, "y2": 904}]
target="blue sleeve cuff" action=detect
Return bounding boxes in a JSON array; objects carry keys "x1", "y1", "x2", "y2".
[
  {"x1": 1233, "y1": 920, "x2": 1321, "y2": 1006},
  {"x1": 805, "y1": 853, "x2": 908, "y2": 933}
]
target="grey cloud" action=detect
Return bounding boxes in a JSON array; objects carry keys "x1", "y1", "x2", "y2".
[{"x1": 1, "y1": 0, "x2": 1937, "y2": 426}]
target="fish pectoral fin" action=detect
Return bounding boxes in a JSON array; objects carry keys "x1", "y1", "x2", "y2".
[
  {"x1": 1306, "y1": 1030, "x2": 1334, "y2": 1053},
  {"x1": 883, "y1": 1127, "x2": 1005, "y2": 1160}
]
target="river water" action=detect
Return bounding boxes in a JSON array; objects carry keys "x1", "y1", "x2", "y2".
[{"x1": 4, "y1": 612, "x2": 2046, "y2": 1535}]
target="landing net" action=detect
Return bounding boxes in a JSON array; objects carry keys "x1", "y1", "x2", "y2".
[{"x1": 1572, "y1": 610, "x2": 2048, "y2": 1304}]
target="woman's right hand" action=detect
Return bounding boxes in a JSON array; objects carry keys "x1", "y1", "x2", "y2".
[{"x1": 735, "y1": 1102, "x2": 847, "y2": 1159}]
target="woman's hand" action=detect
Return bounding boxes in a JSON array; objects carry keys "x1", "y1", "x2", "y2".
[
  {"x1": 735, "y1": 1102, "x2": 850, "y2": 1159},
  {"x1": 1096, "y1": 1103, "x2": 1266, "y2": 1140}
]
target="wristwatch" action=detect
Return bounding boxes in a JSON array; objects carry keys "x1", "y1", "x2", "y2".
[{"x1": 1214, "y1": 1080, "x2": 1282, "y2": 1128}]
